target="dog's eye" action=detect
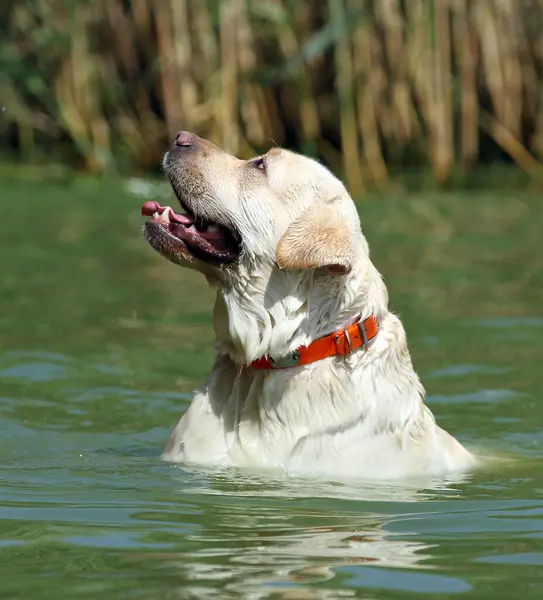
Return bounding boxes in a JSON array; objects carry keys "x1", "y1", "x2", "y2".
[{"x1": 251, "y1": 157, "x2": 266, "y2": 171}]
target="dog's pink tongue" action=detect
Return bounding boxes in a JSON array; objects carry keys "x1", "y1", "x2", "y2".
[
  {"x1": 141, "y1": 201, "x2": 194, "y2": 225},
  {"x1": 141, "y1": 200, "x2": 162, "y2": 216}
]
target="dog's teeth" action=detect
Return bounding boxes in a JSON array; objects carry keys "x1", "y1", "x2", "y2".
[
  {"x1": 158, "y1": 207, "x2": 171, "y2": 223},
  {"x1": 207, "y1": 224, "x2": 220, "y2": 233},
  {"x1": 153, "y1": 212, "x2": 159, "y2": 218}
]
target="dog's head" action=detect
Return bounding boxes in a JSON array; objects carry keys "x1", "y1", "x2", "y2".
[
  {"x1": 142, "y1": 131, "x2": 366, "y2": 280},
  {"x1": 142, "y1": 132, "x2": 385, "y2": 362}
]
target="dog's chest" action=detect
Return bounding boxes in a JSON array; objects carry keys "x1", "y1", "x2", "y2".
[{"x1": 212, "y1": 367, "x2": 369, "y2": 465}]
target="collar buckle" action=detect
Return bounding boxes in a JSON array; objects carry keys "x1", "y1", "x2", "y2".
[
  {"x1": 358, "y1": 319, "x2": 369, "y2": 351},
  {"x1": 334, "y1": 328, "x2": 353, "y2": 356},
  {"x1": 335, "y1": 318, "x2": 370, "y2": 356}
]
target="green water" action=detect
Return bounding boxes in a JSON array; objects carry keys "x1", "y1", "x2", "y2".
[{"x1": 1, "y1": 179, "x2": 543, "y2": 599}]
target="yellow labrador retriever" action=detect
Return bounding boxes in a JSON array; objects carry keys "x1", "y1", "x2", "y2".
[{"x1": 141, "y1": 131, "x2": 475, "y2": 479}]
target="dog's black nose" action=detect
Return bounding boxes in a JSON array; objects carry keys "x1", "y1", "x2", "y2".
[{"x1": 175, "y1": 131, "x2": 194, "y2": 147}]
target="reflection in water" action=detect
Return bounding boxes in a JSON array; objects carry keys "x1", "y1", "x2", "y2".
[
  {"x1": 179, "y1": 465, "x2": 470, "y2": 502},
  {"x1": 143, "y1": 468, "x2": 471, "y2": 597}
]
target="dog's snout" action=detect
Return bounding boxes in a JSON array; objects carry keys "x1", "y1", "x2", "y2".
[{"x1": 174, "y1": 131, "x2": 194, "y2": 147}]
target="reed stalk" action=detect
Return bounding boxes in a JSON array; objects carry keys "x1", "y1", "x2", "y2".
[{"x1": 329, "y1": 0, "x2": 365, "y2": 195}]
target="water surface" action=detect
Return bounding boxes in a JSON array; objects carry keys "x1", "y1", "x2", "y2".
[{"x1": 1, "y1": 180, "x2": 542, "y2": 598}]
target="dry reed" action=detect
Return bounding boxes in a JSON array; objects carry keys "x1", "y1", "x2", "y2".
[{"x1": 3, "y1": 0, "x2": 543, "y2": 188}]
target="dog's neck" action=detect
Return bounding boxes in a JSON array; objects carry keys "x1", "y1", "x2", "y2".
[
  {"x1": 212, "y1": 256, "x2": 389, "y2": 365},
  {"x1": 202, "y1": 261, "x2": 428, "y2": 467},
  {"x1": 194, "y1": 255, "x2": 433, "y2": 470}
]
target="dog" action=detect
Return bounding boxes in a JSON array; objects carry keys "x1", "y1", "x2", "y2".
[{"x1": 140, "y1": 131, "x2": 476, "y2": 479}]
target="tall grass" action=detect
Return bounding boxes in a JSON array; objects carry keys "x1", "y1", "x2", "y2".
[{"x1": 3, "y1": 0, "x2": 543, "y2": 189}]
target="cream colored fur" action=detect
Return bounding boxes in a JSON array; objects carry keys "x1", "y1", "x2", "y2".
[{"x1": 153, "y1": 135, "x2": 476, "y2": 479}]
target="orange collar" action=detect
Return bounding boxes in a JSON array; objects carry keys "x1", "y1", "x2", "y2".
[{"x1": 250, "y1": 315, "x2": 379, "y2": 370}]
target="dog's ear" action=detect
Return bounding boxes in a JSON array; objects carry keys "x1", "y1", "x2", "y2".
[{"x1": 276, "y1": 202, "x2": 354, "y2": 274}]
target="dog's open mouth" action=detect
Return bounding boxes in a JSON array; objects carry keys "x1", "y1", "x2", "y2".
[{"x1": 141, "y1": 200, "x2": 240, "y2": 264}]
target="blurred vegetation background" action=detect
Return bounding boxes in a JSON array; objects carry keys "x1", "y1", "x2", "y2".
[{"x1": 3, "y1": 0, "x2": 543, "y2": 193}]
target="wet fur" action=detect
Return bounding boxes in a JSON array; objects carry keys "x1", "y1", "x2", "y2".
[{"x1": 149, "y1": 134, "x2": 476, "y2": 479}]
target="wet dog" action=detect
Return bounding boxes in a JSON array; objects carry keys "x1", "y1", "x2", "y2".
[{"x1": 141, "y1": 132, "x2": 475, "y2": 479}]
